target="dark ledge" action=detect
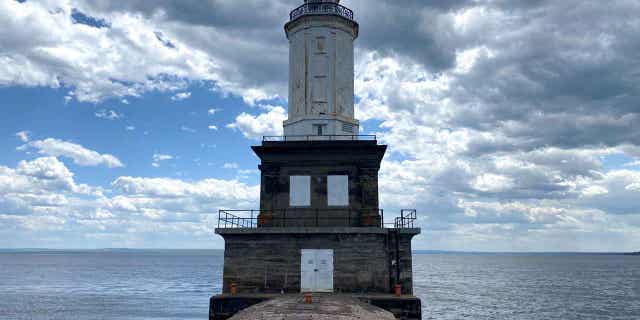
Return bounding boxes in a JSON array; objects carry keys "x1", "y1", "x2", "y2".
[{"x1": 215, "y1": 227, "x2": 421, "y2": 235}]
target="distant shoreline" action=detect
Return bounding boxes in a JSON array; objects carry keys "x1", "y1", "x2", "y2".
[
  {"x1": 0, "y1": 248, "x2": 638, "y2": 255},
  {"x1": 413, "y1": 250, "x2": 636, "y2": 255}
]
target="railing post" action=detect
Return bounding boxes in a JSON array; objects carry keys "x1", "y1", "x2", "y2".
[
  {"x1": 315, "y1": 209, "x2": 319, "y2": 227},
  {"x1": 283, "y1": 209, "x2": 287, "y2": 228}
]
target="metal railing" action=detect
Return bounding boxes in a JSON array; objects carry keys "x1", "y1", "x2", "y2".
[
  {"x1": 217, "y1": 208, "x2": 417, "y2": 229},
  {"x1": 218, "y1": 208, "x2": 383, "y2": 228},
  {"x1": 290, "y1": 2, "x2": 354, "y2": 21},
  {"x1": 263, "y1": 135, "x2": 376, "y2": 142},
  {"x1": 394, "y1": 209, "x2": 417, "y2": 228}
]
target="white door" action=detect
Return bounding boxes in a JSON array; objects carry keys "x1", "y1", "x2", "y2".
[{"x1": 301, "y1": 249, "x2": 333, "y2": 292}]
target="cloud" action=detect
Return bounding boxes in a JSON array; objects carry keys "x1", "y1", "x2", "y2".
[
  {"x1": 18, "y1": 138, "x2": 124, "y2": 168},
  {"x1": 0, "y1": 0, "x2": 287, "y2": 104},
  {"x1": 15, "y1": 131, "x2": 30, "y2": 142},
  {"x1": 470, "y1": 173, "x2": 515, "y2": 193},
  {"x1": 180, "y1": 125, "x2": 196, "y2": 133},
  {"x1": 0, "y1": 157, "x2": 258, "y2": 248},
  {"x1": 208, "y1": 108, "x2": 222, "y2": 116},
  {"x1": 170, "y1": 92, "x2": 191, "y2": 101},
  {"x1": 624, "y1": 160, "x2": 640, "y2": 167},
  {"x1": 208, "y1": 125, "x2": 218, "y2": 131},
  {"x1": 95, "y1": 109, "x2": 122, "y2": 120},
  {"x1": 112, "y1": 176, "x2": 257, "y2": 202},
  {"x1": 15, "y1": 157, "x2": 77, "y2": 191},
  {"x1": 0, "y1": 157, "x2": 94, "y2": 200},
  {"x1": 222, "y1": 163, "x2": 238, "y2": 169},
  {"x1": 227, "y1": 106, "x2": 286, "y2": 139},
  {"x1": 151, "y1": 153, "x2": 173, "y2": 168}
]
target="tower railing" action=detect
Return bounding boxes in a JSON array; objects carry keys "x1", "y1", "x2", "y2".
[
  {"x1": 394, "y1": 209, "x2": 417, "y2": 228},
  {"x1": 217, "y1": 208, "x2": 417, "y2": 229},
  {"x1": 263, "y1": 135, "x2": 376, "y2": 142},
  {"x1": 290, "y1": 2, "x2": 354, "y2": 21}
]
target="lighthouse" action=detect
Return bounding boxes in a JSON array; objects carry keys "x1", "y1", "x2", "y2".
[{"x1": 211, "y1": 1, "x2": 422, "y2": 319}]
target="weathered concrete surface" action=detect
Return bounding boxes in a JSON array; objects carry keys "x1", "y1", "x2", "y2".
[
  {"x1": 210, "y1": 295, "x2": 270, "y2": 320},
  {"x1": 210, "y1": 294, "x2": 422, "y2": 320},
  {"x1": 228, "y1": 295, "x2": 396, "y2": 320}
]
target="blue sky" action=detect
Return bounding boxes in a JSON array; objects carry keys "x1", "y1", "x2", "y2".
[
  {"x1": 1, "y1": 0, "x2": 640, "y2": 251},
  {"x1": 1, "y1": 85, "x2": 260, "y2": 184}
]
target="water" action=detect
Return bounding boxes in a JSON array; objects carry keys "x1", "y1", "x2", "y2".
[
  {"x1": 0, "y1": 250, "x2": 222, "y2": 320},
  {"x1": 413, "y1": 254, "x2": 639, "y2": 319},
  {"x1": 0, "y1": 251, "x2": 638, "y2": 319}
]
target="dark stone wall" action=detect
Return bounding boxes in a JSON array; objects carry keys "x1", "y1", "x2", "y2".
[
  {"x1": 219, "y1": 141, "x2": 419, "y2": 296},
  {"x1": 218, "y1": 229, "x2": 419, "y2": 295},
  {"x1": 253, "y1": 141, "x2": 386, "y2": 227},
  {"x1": 387, "y1": 231, "x2": 416, "y2": 294},
  {"x1": 221, "y1": 232, "x2": 390, "y2": 294}
]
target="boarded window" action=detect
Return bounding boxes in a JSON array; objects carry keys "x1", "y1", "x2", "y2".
[
  {"x1": 327, "y1": 175, "x2": 349, "y2": 206},
  {"x1": 290, "y1": 176, "x2": 311, "y2": 206}
]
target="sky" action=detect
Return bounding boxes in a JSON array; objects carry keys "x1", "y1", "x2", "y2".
[{"x1": 1, "y1": 0, "x2": 639, "y2": 251}]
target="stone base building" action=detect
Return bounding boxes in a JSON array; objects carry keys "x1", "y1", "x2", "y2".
[{"x1": 217, "y1": 140, "x2": 419, "y2": 295}]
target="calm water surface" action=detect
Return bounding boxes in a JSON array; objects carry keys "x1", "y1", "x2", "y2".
[{"x1": 0, "y1": 250, "x2": 638, "y2": 319}]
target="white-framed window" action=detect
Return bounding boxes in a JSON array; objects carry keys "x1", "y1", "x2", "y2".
[
  {"x1": 327, "y1": 175, "x2": 349, "y2": 206},
  {"x1": 290, "y1": 176, "x2": 311, "y2": 207}
]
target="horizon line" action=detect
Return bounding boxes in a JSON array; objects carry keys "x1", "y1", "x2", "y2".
[{"x1": 0, "y1": 248, "x2": 636, "y2": 254}]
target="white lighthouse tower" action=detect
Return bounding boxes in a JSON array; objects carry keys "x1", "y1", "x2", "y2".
[{"x1": 283, "y1": 0, "x2": 359, "y2": 137}]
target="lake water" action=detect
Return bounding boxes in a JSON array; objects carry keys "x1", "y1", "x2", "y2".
[{"x1": 0, "y1": 250, "x2": 638, "y2": 319}]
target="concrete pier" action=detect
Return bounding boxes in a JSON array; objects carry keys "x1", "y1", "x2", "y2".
[
  {"x1": 226, "y1": 294, "x2": 396, "y2": 320},
  {"x1": 210, "y1": 294, "x2": 421, "y2": 320}
]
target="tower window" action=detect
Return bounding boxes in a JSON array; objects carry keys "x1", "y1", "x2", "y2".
[
  {"x1": 290, "y1": 176, "x2": 311, "y2": 207},
  {"x1": 327, "y1": 175, "x2": 349, "y2": 206}
]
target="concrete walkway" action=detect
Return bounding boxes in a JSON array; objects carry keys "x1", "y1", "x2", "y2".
[{"x1": 228, "y1": 294, "x2": 397, "y2": 320}]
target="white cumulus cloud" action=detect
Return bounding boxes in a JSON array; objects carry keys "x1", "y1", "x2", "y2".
[
  {"x1": 18, "y1": 138, "x2": 123, "y2": 168},
  {"x1": 227, "y1": 106, "x2": 286, "y2": 139}
]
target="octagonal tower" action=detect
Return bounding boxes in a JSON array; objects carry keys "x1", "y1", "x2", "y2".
[{"x1": 284, "y1": 0, "x2": 359, "y2": 137}]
